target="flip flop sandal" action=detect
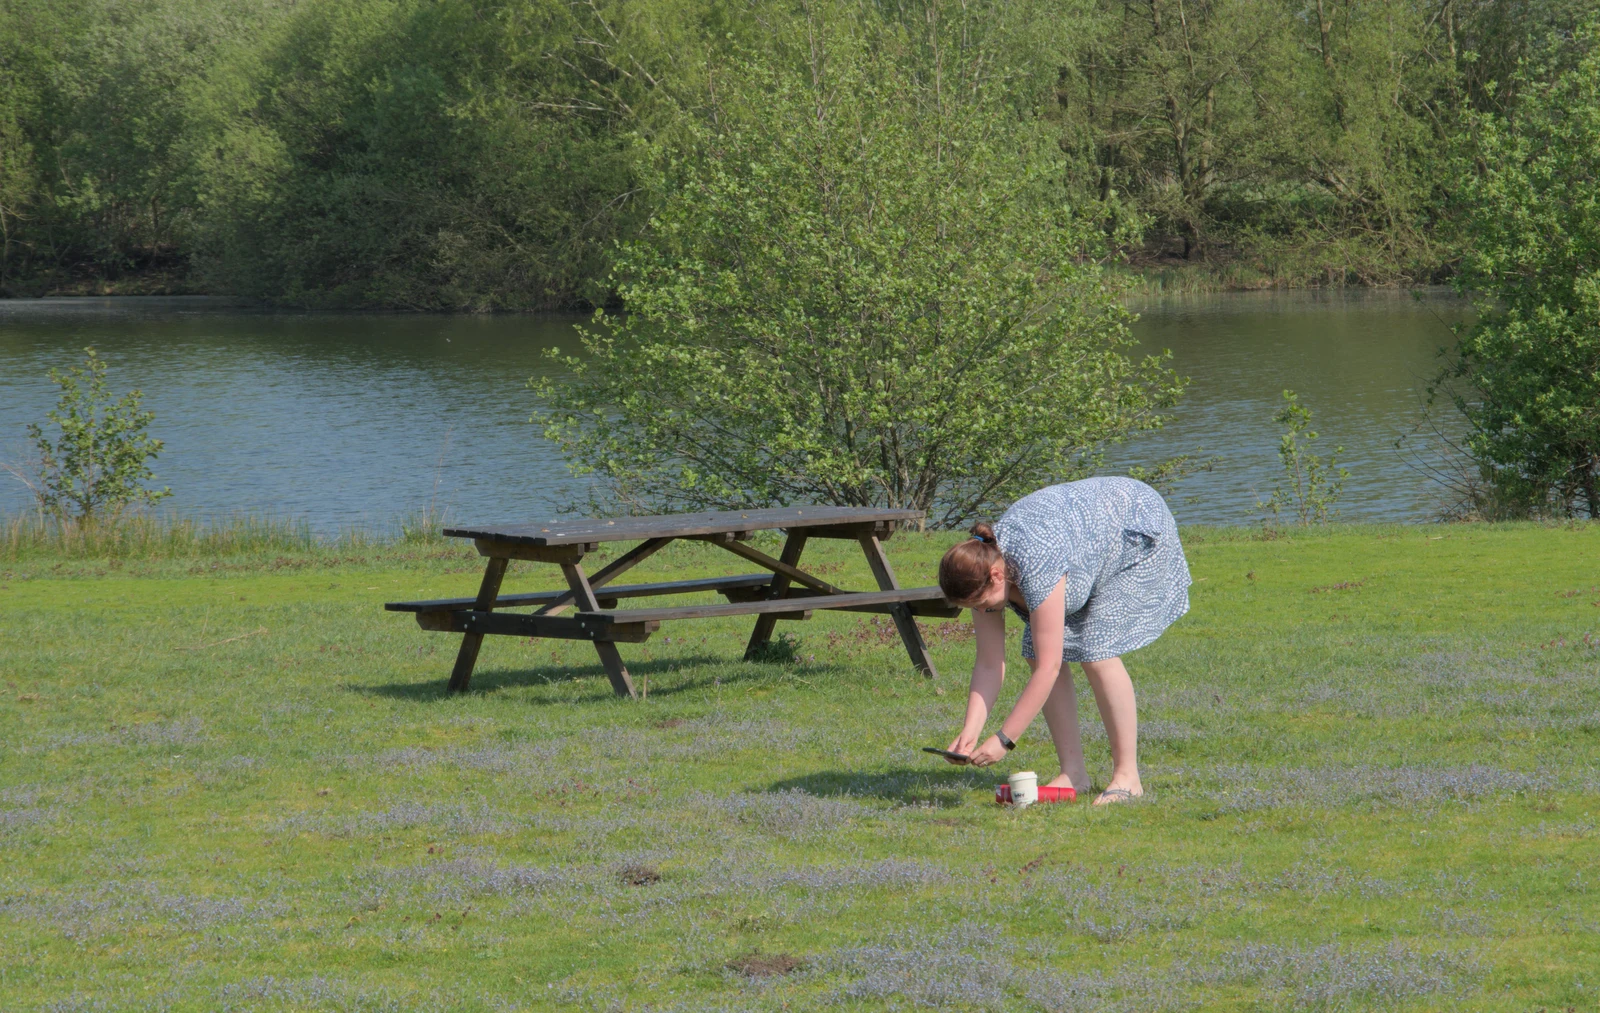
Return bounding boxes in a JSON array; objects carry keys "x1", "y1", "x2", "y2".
[
  {"x1": 995, "y1": 784, "x2": 1077, "y2": 805},
  {"x1": 1093, "y1": 787, "x2": 1142, "y2": 804}
]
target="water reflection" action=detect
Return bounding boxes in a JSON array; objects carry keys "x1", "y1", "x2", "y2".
[
  {"x1": 0, "y1": 290, "x2": 1467, "y2": 530},
  {"x1": 1114, "y1": 288, "x2": 1467, "y2": 523},
  {"x1": 0, "y1": 299, "x2": 587, "y2": 530}
]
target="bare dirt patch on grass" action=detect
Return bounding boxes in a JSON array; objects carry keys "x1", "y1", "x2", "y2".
[
  {"x1": 726, "y1": 951, "x2": 805, "y2": 977},
  {"x1": 618, "y1": 863, "x2": 661, "y2": 886}
]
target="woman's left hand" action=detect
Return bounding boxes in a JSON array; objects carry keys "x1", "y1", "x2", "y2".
[{"x1": 968, "y1": 735, "x2": 1009, "y2": 767}]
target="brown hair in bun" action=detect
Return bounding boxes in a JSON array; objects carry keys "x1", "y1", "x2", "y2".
[{"x1": 938, "y1": 521, "x2": 1012, "y2": 604}]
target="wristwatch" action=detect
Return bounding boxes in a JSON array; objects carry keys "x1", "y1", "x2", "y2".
[{"x1": 996, "y1": 730, "x2": 1016, "y2": 751}]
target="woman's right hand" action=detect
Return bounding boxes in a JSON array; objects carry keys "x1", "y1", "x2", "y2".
[{"x1": 946, "y1": 731, "x2": 979, "y2": 764}]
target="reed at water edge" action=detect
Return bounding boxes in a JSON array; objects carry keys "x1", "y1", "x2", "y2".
[{"x1": 1, "y1": 505, "x2": 456, "y2": 562}]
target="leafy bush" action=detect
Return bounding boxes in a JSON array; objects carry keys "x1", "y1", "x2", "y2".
[
  {"x1": 539, "y1": 1, "x2": 1182, "y2": 526},
  {"x1": 1444, "y1": 22, "x2": 1600, "y2": 517},
  {"x1": 1257, "y1": 390, "x2": 1346, "y2": 524},
  {"x1": 9, "y1": 347, "x2": 170, "y2": 521}
]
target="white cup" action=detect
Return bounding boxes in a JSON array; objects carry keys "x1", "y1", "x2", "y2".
[{"x1": 1008, "y1": 770, "x2": 1039, "y2": 809}]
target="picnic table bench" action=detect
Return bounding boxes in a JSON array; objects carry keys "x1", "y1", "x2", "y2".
[{"x1": 386, "y1": 506, "x2": 961, "y2": 698}]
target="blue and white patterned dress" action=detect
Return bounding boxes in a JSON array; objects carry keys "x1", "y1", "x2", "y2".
[{"x1": 993, "y1": 477, "x2": 1192, "y2": 663}]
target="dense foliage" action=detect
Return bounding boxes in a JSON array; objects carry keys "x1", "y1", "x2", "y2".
[
  {"x1": 1444, "y1": 20, "x2": 1600, "y2": 518},
  {"x1": 3, "y1": 0, "x2": 1596, "y2": 305},
  {"x1": 0, "y1": 0, "x2": 678, "y2": 307},
  {"x1": 539, "y1": 4, "x2": 1182, "y2": 522}
]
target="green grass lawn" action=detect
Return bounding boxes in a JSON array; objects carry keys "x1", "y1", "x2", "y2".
[{"x1": 2, "y1": 524, "x2": 1596, "y2": 1011}]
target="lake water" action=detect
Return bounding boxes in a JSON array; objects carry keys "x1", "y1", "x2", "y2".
[{"x1": 0, "y1": 291, "x2": 1466, "y2": 531}]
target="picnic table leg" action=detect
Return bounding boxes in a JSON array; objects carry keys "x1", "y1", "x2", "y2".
[
  {"x1": 448, "y1": 556, "x2": 509, "y2": 693},
  {"x1": 743, "y1": 531, "x2": 808, "y2": 661},
  {"x1": 857, "y1": 534, "x2": 939, "y2": 679},
  {"x1": 534, "y1": 537, "x2": 672, "y2": 617},
  {"x1": 560, "y1": 562, "x2": 637, "y2": 699}
]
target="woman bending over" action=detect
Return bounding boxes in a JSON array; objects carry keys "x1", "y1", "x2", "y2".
[{"x1": 938, "y1": 477, "x2": 1192, "y2": 805}]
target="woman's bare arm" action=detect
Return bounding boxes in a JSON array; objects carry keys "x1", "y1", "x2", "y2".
[
  {"x1": 945, "y1": 604, "x2": 1005, "y2": 759},
  {"x1": 969, "y1": 577, "x2": 1067, "y2": 765},
  {"x1": 1000, "y1": 576, "x2": 1067, "y2": 740}
]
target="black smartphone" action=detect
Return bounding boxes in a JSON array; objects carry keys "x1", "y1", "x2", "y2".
[{"x1": 922, "y1": 746, "x2": 971, "y2": 764}]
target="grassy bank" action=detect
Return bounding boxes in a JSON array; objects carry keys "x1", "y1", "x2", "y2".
[
  {"x1": 1112, "y1": 254, "x2": 1449, "y2": 297},
  {"x1": 0, "y1": 511, "x2": 456, "y2": 564},
  {"x1": 1, "y1": 524, "x2": 1596, "y2": 1010}
]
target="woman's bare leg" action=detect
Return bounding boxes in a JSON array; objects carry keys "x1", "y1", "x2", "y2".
[
  {"x1": 1040, "y1": 662, "x2": 1091, "y2": 791},
  {"x1": 1080, "y1": 656, "x2": 1142, "y2": 803}
]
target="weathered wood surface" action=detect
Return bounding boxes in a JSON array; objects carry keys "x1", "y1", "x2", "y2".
[
  {"x1": 721, "y1": 586, "x2": 960, "y2": 617},
  {"x1": 859, "y1": 533, "x2": 939, "y2": 679},
  {"x1": 576, "y1": 586, "x2": 950, "y2": 624},
  {"x1": 533, "y1": 537, "x2": 672, "y2": 616},
  {"x1": 386, "y1": 573, "x2": 773, "y2": 613},
  {"x1": 447, "y1": 556, "x2": 508, "y2": 693},
  {"x1": 444, "y1": 506, "x2": 924, "y2": 547},
  {"x1": 693, "y1": 534, "x2": 845, "y2": 594},
  {"x1": 417, "y1": 609, "x2": 658, "y2": 642},
  {"x1": 473, "y1": 538, "x2": 596, "y2": 563},
  {"x1": 744, "y1": 530, "x2": 808, "y2": 660},
  {"x1": 562, "y1": 561, "x2": 637, "y2": 698}
]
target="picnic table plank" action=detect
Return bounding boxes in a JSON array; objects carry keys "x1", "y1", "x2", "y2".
[
  {"x1": 576, "y1": 587, "x2": 948, "y2": 624},
  {"x1": 719, "y1": 585, "x2": 960, "y2": 617},
  {"x1": 444, "y1": 506, "x2": 923, "y2": 547},
  {"x1": 385, "y1": 573, "x2": 775, "y2": 613},
  {"x1": 416, "y1": 610, "x2": 658, "y2": 642}
]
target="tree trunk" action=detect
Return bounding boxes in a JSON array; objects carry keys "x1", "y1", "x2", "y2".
[
  {"x1": 1314, "y1": 0, "x2": 1345, "y2": 127},
  {"x1": 1314, "y1": 0, "x2": 1334, "y2": 70}
]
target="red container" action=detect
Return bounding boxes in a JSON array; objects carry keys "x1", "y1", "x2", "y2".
[{"x1": 995, "y1": 783, "x2": 1077, "y2": 805}]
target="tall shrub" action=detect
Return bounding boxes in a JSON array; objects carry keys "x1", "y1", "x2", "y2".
[
  {"x1": 1257, "y1": 390, "x2": 1346, "y2": 524},
  {"x1": 10, "y1": 348, "x2": 171, "y2": 521},
  {"x1": 539, "y1": 2, "x2": 1181, "y2": 526},
  {"x1": 1445, "y1": 23, "x2": 1600, "y2": 517}
]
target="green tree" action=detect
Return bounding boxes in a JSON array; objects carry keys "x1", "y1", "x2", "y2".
[
  {"x1": 183, "y1": 0, "x2": 700, "y2": 309},
  {"x1": 0, "y1": 0, "x2": 283, "y2": 291},
  {"x1": 12, "y1": 348, "x2": 171, "y2": 521},
  {"x1": 1444, "y1": 22, "x2": 1600, "y2": 517},
  {"x1": 5, "y1": 0, "x2": 1585, "y2": 304},
  {"x1": 539, "y1": 1, "x2": 1183, "y2": 526},
  {"x1": 1056, "y1": 0, "x2": 1465, "y2": 282},
  {"x1": 1258, "y1": 390, "x2": 1346, "y2": 524},
  {"x1": 1060, "y1": 0, "x2": 1289, "y2": 260}
]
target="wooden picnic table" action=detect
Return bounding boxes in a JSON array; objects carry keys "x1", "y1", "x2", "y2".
[{"x1": 386, "y1": 506, "x2": 961, "y2": 698}]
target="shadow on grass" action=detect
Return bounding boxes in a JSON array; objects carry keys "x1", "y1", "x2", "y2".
[
  {"x1": 354, "y1": 655, "x2": 836, "y2": 704},
  {"x1": 768, "y1": 766, "x2": 999, "y2": 807}
]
